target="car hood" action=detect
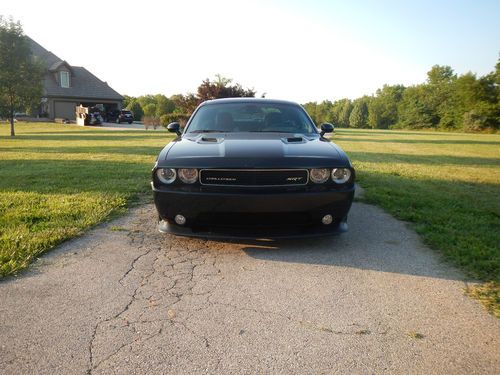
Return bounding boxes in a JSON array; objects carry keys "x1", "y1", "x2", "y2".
[{"x1": 157, "y1": 132, "x2": 351, "y2": 169}]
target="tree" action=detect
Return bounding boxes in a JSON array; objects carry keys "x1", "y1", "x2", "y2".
[
  {"x1": 142, "y1": 103, "x2": 156, "y2": 117},
  {"x1": 126, "y1": 99, "x2": 144, "y2": 121},
  {"x1": 170, "y1": 93, "x2": 200, "y2": 115},
  {"x1": 316, "y1": 100, "x2": 334, "y2": 125},
  {"x1": 338, "y1": 99, "x2": 353, "y2": 127},
  {"x1": 367, "y1": 99, "x2": 383, "y2": 129},
  {"x1": 167, "y1": 76, "x2": 257, "y2": 117},
  {"x1": 122, "y1": 95, "x2": 134, "y2": 109},
  {"x1": 0, "y1": 17, "x2": 44, "y2": 136},
  {"x1": 426, "y1": 65, "x2": 457, "y2": 129},
  {"x1": 349, "y1": 98, "x2": 369, "y2": 128},
  {"x1": 302, "y1": 102, "x2": 318, "y2": 124},
  {"x1": 330, "y1": 99, "x2": 347, "y2": 127},
  {"x1": 397, "y1": 85, "x2": 438, "y2": 129},
  {"x1": 454, "y1": 66, "x2": 499, "y2": 131},
  {"x1": 197, "y1": 75, "x2": 255, "y2": 101},
  {"x1": 368, "y1": 84, "x2": 406, "y2": 129},
  {"x1": 154, "y1": 94, "x2": 175, "y2": 117},
  {"x1": 136, "y1": 94, "x2": 156, "y2": 109},
  {"x1": 427, "y1": 65, "x2": 456, "y2": 85}
]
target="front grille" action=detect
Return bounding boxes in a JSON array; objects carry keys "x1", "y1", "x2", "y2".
[
  {"x1": 199, "y1": 169, "x2": 309, "y2": 187},
  {"x1": 195, "y1": 212, "x2": 314, "y2": 227}
]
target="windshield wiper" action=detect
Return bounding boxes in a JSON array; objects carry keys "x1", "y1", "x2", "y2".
[
  {"x1": 189, "y1": 129, "x2": 231, "y2": 133},
  {"x1": 250, "y1": 130, "x2": 290, "y2": 133}
]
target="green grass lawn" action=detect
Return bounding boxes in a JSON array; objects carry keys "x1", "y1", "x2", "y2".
[
  {"x1": 0, "y1": 122, "x2": 172, "y2": 276},
  {"x1": 1, "y1": 123, "x2": 499, "y2": 313},
  {"x1": 334, "y1": 129, "x2": 499, "y2": 281},
  {"x1": 334, "y1": 128, "x2": 499, "y2": 315}
]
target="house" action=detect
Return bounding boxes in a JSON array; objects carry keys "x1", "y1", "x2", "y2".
[{"x1": 29, "y1": 37, "x2": 123, "y2": 121}]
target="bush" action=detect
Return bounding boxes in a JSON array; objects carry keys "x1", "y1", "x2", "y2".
[
  {"x1": 142, "y1": 116, "x2": 159, "y2": 130},
  {"x1": 462, "y1": 110, "x2": 489, "y2": 132},
  {"x1": 160, "y1": 113, "x2": 190, "y2": 127}
]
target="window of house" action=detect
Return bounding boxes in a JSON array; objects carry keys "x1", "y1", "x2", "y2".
[{"x1": 60, "y1": 71, "x2": 70, "y2": 88}]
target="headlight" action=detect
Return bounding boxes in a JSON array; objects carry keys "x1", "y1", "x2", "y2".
[
  {"x1": 178, "y1": 168, "x2": 198, "y2": 184},
  {"x1": 331, "y1": 168, "x2": 351, "y2": 184},
  {"x1": 310, "y1": 168, "x2": 330, "y2": 183},
  {"x1": 156, "y1": 168, "x2": 176, "y2": 184}
]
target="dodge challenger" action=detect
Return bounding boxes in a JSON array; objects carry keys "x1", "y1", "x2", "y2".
[{"x1": 152, "y1": 98, "x2": 355, "y2": 238}]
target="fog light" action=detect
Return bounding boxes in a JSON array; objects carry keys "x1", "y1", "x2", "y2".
[
  {"x1": 322, "y1": 214, "x2": 333, "y2": 225},
  {"x1": 174, "y1": 214, "x2": 186, "y2": 225}
]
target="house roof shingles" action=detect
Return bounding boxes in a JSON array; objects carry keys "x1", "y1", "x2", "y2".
[{"x1": 29, "y1": 37, "x2": 123, "y2": 101}]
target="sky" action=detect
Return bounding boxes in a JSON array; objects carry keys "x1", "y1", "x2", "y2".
[{"x1": 2, "y1": 0, "x2": 499, "y2": 103}]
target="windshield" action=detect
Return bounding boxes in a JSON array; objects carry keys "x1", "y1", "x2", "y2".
[{"x1": 186, "y1": 102, "x2": 317, "y2": 134}]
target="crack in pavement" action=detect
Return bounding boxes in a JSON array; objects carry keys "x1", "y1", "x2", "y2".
[
  {"x1": 88, "y1": 228, "x2": 161, "y2": 373},
  {"x1": 205, "y1": 299, "x2": 389, "y2": 338},
  {"x1": 87, "y1": 222, "x2": 223, "y2": 374},
  {"x1": 298, "y1": 320, "x2": 388, "y2": 336},
  {"x1": 173, "y1": 320, "x2": 211, "y2": 348},
  {"x1": 90, "y1": 321, "x2": 167, "y2": 371}
]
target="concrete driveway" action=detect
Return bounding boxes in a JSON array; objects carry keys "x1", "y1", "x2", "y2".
[{"x1": 0, "y1": 202, "x2": 498, "y2": 374}]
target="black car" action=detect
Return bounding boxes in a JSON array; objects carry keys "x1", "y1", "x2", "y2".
[
  {"x1": 107, "y1": 109, "x2": 133, "y2": 124},
  {"x1": 152, "y1": 98, "x2": 355, "y2": 238}
]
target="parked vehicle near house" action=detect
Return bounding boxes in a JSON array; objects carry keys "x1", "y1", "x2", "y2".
[
  {"x1": 152, "y1": 98, "x2": 355, "y2": 238},
  {"x1": 90, "y1": 112, "x2": 103, "y2": 125},
  {"x1": 105, "y1": 110, "x2": 119, "y2": 122},
  {"x1": 105, "y1": 109, "x2": 133, "y2": 124},
  {"x1": 116, "y1": 110, "x2": 133, "y2": 124}
]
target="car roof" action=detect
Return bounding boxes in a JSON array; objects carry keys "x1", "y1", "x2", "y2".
[{"x1": 200, "y1": 98, "x2": 301, "y2": 107}]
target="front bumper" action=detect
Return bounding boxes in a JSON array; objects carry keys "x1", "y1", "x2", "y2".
[
  {"x1": 152, "y1": 184, "x2": 355, "y2": 239},
  {"x1": 157, "y1": 218, "x2": 348, "y2": 239}
]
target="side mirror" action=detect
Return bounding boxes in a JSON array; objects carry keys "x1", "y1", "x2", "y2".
[
  {"x1": 167, "y1": 122, "x2": 181, "y2": 136},
  {"x1": 320, "y1": 123, "x2": 334, "y2": 137}
]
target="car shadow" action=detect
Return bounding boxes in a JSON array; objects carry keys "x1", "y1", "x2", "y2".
[{"x1": 228, "y1": 203, "x2": 466, "y2": 282}]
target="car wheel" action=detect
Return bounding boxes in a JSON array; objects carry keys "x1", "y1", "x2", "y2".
[{"x1": 128, "y1": 121, "x2": 132, "y2": 124}]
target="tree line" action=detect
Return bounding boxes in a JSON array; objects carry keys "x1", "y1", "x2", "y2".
[
  {"x1": 127, "y1": 61, "x2": 498, "y2": 132},
  {"x1": 303, "y1": 62, "x2": 499, "y2": 132}
]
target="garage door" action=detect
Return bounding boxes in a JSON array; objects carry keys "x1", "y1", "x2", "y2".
[{"x1": 54, "y1": 101, "x2": 77, "y2": 120}]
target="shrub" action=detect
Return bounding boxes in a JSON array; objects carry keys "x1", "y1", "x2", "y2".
[
  {"x1": 142, "y1": 116, "x2": 160, "y2": 130},
  {"x1": 160, "y1": 113, "x2": 190, "y2": 127},
  {"x1": 462, "y1": 110, "x2": 489, "y2": 132}
]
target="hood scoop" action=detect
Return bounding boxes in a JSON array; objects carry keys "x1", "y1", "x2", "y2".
[
  {"x1": 197, "y1": 136, "x2": 224, "y2": 144},
  {"x1": 282, "y1": 136, "x2": 306, "y2": 144}
]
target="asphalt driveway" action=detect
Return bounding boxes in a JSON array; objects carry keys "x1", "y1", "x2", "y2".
[
  {"x1": 95, "y1": 122, "x2": 166, "y2": 131},
  {"x1": 0, "y1": 202, "x2": 498, "y2": 374}
]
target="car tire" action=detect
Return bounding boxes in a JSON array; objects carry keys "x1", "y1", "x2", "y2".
[{"x1": 128, "y1": 121, "x2": 132, "y2": 124}]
